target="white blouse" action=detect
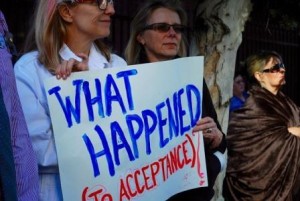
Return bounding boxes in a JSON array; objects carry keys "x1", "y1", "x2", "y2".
[{"x1": 14, "y1": 44, "x2": 127, "y2": 173}]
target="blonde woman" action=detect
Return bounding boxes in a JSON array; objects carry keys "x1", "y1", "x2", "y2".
[
  {"x1": 125, "y1": 1, "x2": 226, "y2": 200},
  {"x1": 224, "y1": 50, "x2": 300, "y2": 201},
  {"x1": 14, "y1": 0, "x2": 126, "y2": 200}
]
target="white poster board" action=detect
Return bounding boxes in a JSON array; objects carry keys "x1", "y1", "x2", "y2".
[{"x1": 45, "y1": 56, "x2": 207, "y2": 201}]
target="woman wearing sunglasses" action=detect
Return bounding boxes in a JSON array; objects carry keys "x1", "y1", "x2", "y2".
[
  {"x1": 224, "y1": 50, "x2": 300, "y2": 201},
  {"x1": 13, "y1": 0, "x2": 126, "y2": 200},
  {"x1": 125, "y1": 0, "x2": 226, "y2": 200}
]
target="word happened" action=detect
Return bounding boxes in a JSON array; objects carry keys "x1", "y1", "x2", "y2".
[
  {"x1": 48, "y1": 69, "x2": 202, "y2": 178},
  {"x1": 82, "y1": 134, "x2": 197, "y2": 201}
]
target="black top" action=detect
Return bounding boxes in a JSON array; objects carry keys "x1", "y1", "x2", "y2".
[{"x1": 202, "y1": 80, "x2": 227, "y2": 153}]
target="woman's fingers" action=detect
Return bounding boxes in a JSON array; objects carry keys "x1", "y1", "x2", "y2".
[
  {"x1": 56, "y1": 60, "x2": 71, "y2": 79},
  {"x1": 75, "y1": 53, "x2": 89, "y2": 71},
  {"x1": 57, "y1": 59, "x2": 75, "y2": 79},
  {"x1": 288, "y1": 127, "x2": 300, "y2": 137},
  {"x1": 203, "y1": 129, "x2": 223, "y2": 149},
  {"x1": 55, "y1": 54, "x2": 89, "y2": 79},
  {"x1": 191, "y1": 116, "x2": 223, "y2": 149},
  {"x1": 192, "y1": 117, "x2": 216, "y2": 132}
]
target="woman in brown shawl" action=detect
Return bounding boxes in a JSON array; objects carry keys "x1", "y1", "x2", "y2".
[{"x1": 223, "y1": 50, "x2": 300, "y2": 201}]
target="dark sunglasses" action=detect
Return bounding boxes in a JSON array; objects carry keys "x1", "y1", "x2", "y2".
[
  {"x1": 142, "y1": 23, "x2": 186, "y2": 34},
  {"x1": 68, "y1": 0, "x2": 113, "y2": 10},
  {"x1": 262, "y1": 63, "x2": 285, "y2": 73}
]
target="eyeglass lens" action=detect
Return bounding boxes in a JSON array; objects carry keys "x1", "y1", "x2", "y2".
[
  {"x1": 144, "y1": 23, "x2": 186, "y2": 33},
  {"x1": 98, "y1": 0, "x2": 113, "y2": 10},
  {"x1": 262, "y1": 63, "x2": 285, "y2": 73},
  {"x1": 72, "y1": 0, "x2": 113, "y2": 10}
]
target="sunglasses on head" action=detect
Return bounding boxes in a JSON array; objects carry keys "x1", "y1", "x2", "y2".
[
  {"x1": 262, "y1": 63, "x2": 285, "y2": 73},
  {"x1": 142, "y1": 23, "x2": 186, "y2": 34},
  {"x1": 69, "y1": 0, "x2": 113, "y2": 10}
]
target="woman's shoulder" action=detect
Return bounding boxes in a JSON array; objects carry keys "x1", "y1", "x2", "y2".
[
  {"x1": 14, "y1": 51, "x2": 39, "y2": 71},
  {"x1": 14, "y1": 51, "x2": 52, "y2": 78},
  {"x1": 110, "y1": 53, "x2": 127, "y2": 67}
]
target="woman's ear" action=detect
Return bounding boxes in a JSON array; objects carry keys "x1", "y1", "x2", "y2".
[
  {"x1": 58, "y1": 4, "x2": 73, "y2": 23},
  {"x1": 137, "y1": 34, "x2": 145, "y2": 45},
  {"x1": 254, "y1": 72, "x2": 262, "y2": 83}
]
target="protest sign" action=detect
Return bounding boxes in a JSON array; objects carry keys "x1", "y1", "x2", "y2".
[{"x1": 45, "y1": 56, "x2": 207, "y2": 201}]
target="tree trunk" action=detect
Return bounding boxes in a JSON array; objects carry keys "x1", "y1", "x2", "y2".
[{"x1": 190, "y1": 0, "x2": 252, "y2": 200}]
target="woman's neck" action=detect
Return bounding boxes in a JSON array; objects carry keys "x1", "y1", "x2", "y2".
[
  {"x1": 65, "y1": 39, "x2": 91, "y2": 56},
  {"x1": 261, "y1": 84, "x2": 279, "y2": 95},
  {"x1": 64, "y1": 31, "x2": 93, "y2": 55}
]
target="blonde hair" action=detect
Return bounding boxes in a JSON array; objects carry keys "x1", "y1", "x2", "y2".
[
  {"x1": 23, "y1": 0, "x2": 111, "y2": 73},
  {"x1": 124, "y1": 0, "x2": 187, "y2": 65},
  {"x1": 246, "y1": 50, "x2": 282, "y2": 84}
]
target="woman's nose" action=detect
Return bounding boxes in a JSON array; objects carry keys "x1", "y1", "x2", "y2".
[
  {"x1": 104, "y1": 3, "x2": 115, "y2": 15},
  {"x1": 168, "y1": 26, "x2": 177, "y2": 35}
]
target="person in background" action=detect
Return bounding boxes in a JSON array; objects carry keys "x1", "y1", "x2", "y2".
[
  {"x1": 0, "y1": 10, "x2": 38, "y2": 201},
  {"x1": 14, "y1": 0, "x2": 126, "y2": 200},
  {"x1": 229, "y1": 71, "x2": 249, "y2": 113},
  {"x1": 124, "y1": 0, "x2": 226, "y2": 200},
  {"x1": 0, "y1": 84, "x2": 17, "y2": 201},
  {"x1": 224, "y1": 50, "x2": 300, "y2": 201}
]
